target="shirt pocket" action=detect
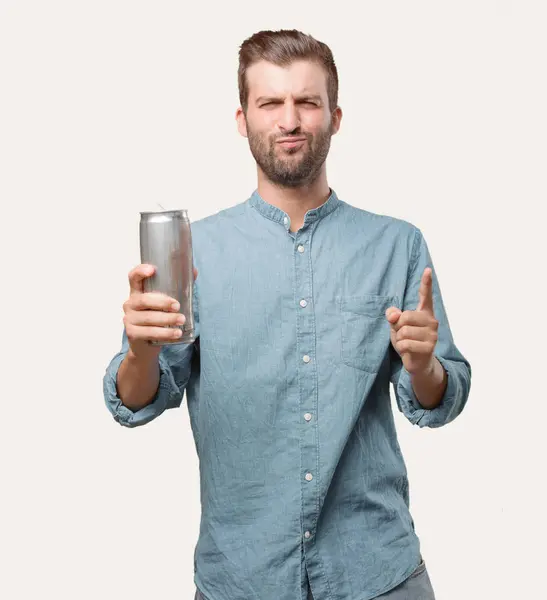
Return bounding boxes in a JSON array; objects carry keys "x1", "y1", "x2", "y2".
[{"x1": 339, "y1": 294, "x2": 397, "y2": 373}]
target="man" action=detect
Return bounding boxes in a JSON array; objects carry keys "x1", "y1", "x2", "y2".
[{"x1": 103, "y1": 29, "x2": 471, "y2": 600}]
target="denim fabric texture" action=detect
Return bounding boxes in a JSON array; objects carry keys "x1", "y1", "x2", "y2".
[
  {"x1": 104, "y1": 189, "x2": 470, "y2": 600},
  {"x1": 195, "y1": 557, "x2": 435, "y2": 599}
]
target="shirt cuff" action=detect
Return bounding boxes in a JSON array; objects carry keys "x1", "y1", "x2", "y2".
[
  {"x1": 395, "y1": 355, "x2": 460, "y2": 428},
  {"x1": 103, "y1": 351, "x2": 182, "y2": 428}
]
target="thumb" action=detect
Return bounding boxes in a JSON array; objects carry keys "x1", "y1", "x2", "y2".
[{"x1": 385, "y1": 307, "x2": 402, "y2": 325}]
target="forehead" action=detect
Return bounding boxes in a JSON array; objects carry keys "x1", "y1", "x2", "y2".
[{"x1": 246, "y1": 60, "x2": 328, "y2": 100}]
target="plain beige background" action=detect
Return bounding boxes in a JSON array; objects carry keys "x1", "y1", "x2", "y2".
[{"x1": 1, "y1": 1, "x2": 545, "y2": 598}]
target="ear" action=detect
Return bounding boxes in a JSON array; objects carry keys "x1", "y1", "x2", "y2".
[
  {"x1": 330, "y1": 106, "x2": 343, "y2": 135},
  {"x1": 236, "y1": 107, "x2": 248, "y2": 138}
]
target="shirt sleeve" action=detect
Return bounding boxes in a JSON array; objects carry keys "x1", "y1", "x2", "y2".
[
  {"x1": 390, "y1": 226, "x2": 472, "y2": 428},
  {"x1": 102, "y1": 327, "x2": 197, "y2": 428}
]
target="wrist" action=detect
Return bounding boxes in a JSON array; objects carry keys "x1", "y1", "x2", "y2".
[
  {"x1": 420, "y1": 357, "x2": 437, "y2": 377},
  {"x1": 127, "y1": 343, "x2": 161, "y2": 365}
]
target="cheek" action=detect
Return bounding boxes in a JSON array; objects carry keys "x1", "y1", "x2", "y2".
[
  {"x1": 303, "y1": 113, "x2": 332, "y2": 135},
  {"x1": 249, "y1": 109, "x2": 278, "y2": 128},
  {"x1": 246, "y1": 123, "x2": 267, "y2": 143},
  {"x1": 248, "y1": 120, "x2": 277, "y2": 142}
]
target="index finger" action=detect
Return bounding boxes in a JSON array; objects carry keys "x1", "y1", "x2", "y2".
[
  {"x1": 416, "y1": 267, "x2": 434, "y2": 313},
  {"x1": 128, "y1": 264, "x2": 155, "y2": 295}
]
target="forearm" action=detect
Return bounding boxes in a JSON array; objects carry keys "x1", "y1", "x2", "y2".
[
  {"x1": 410, "y1": 357, "x2": 448, "y2": 410},
  {"x1": 116, "y1": 348, "x2": 161, "y2": 412}
]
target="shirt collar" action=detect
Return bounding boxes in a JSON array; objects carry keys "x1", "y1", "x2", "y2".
[{"x1": 249, "y1": 188, "x2": 341, "y2": 231}]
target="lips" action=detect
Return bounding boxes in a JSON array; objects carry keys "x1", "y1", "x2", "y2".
[{"x1": 277, "y1": 138, "x2": 307, "y2": 148}]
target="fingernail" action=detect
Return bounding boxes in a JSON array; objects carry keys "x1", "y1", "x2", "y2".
[
  {"x1": 171, "y1": 302, "x2": 180, "y2": 311},
  {"x1": 176, "y1": 315, "x2": 185, "y2": 325}
]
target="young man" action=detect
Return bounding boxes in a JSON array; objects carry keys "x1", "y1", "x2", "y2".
[{"x1": 104, "y1": 29, "x2": 471, "y2": 600}]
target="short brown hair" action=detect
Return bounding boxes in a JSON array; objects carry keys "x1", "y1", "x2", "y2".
[{"x1": 238, "y1": 29, "x2": 339, "y2": 114}]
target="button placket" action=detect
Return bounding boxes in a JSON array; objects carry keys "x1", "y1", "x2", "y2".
[{"x1": 293, "y1": 230, "x2": 318, "y2": 557}]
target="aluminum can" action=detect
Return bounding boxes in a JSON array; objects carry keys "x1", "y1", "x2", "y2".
[{"x1": 139, "y1": 209, "x2": 195, "y2": 345}]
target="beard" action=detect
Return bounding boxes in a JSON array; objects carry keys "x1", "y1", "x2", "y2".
[{"x1": 246, "y1": 123, "x2": 333, "y2": 188}]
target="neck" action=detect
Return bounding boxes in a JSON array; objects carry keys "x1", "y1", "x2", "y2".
[{"x1": 256, "y1": 168, "x2": 331, "y2": 231}]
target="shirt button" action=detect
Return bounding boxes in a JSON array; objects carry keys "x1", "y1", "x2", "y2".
[
  {"x1": 304, "y1": 413, "x2": 312, "y2": 421},
  {"x1": 299, "y1": 299, "x2": 308, "y2": 308},
  {"x1": 297, "y1": 244, "x2": 305, "y2": 253},
  {"x1": 283, "y1": 217, "x2": 289, "y2": 226},
  {"x1": 303, "y1": 355, "x2": 311, "y2": 363},
  {"x1": 305, "y1": 473, "x2": 313, "y2": 481},
  {"x1": 304, "y1": 531, "x2": 311, "y2": 539}
]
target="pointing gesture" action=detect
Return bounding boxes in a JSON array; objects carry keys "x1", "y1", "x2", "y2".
[{"x1": 385, "y1": 267, "x2": 439, "y2": 375}]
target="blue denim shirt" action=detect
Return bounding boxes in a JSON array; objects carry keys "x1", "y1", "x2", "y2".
[{"x1": 103, "y1": 189, "x2": 471, "y2": 600}]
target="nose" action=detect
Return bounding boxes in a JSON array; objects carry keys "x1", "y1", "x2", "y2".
[{"x1": 278, "y1": 101, "x2": 300, "y2": 134}]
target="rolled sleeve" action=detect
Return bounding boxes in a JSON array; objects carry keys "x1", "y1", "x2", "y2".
[
  {"x1": 393, "y1": 353, "x2": 471, "y2": 428},
  {"x1": 103, "y1": 349, "x2": 183, "y2": 428},
  {"x1": 390, "y1": 226, "x2": 472, "y2": 428}
]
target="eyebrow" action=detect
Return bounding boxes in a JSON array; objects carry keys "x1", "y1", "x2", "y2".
[{"x1": 255, "y1": 95, "x2": 323, "y2": 105}]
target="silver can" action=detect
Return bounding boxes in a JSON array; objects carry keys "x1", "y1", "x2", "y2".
[{"x1": 139, "y1": 209, "x2": 195, "y2": 345}]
